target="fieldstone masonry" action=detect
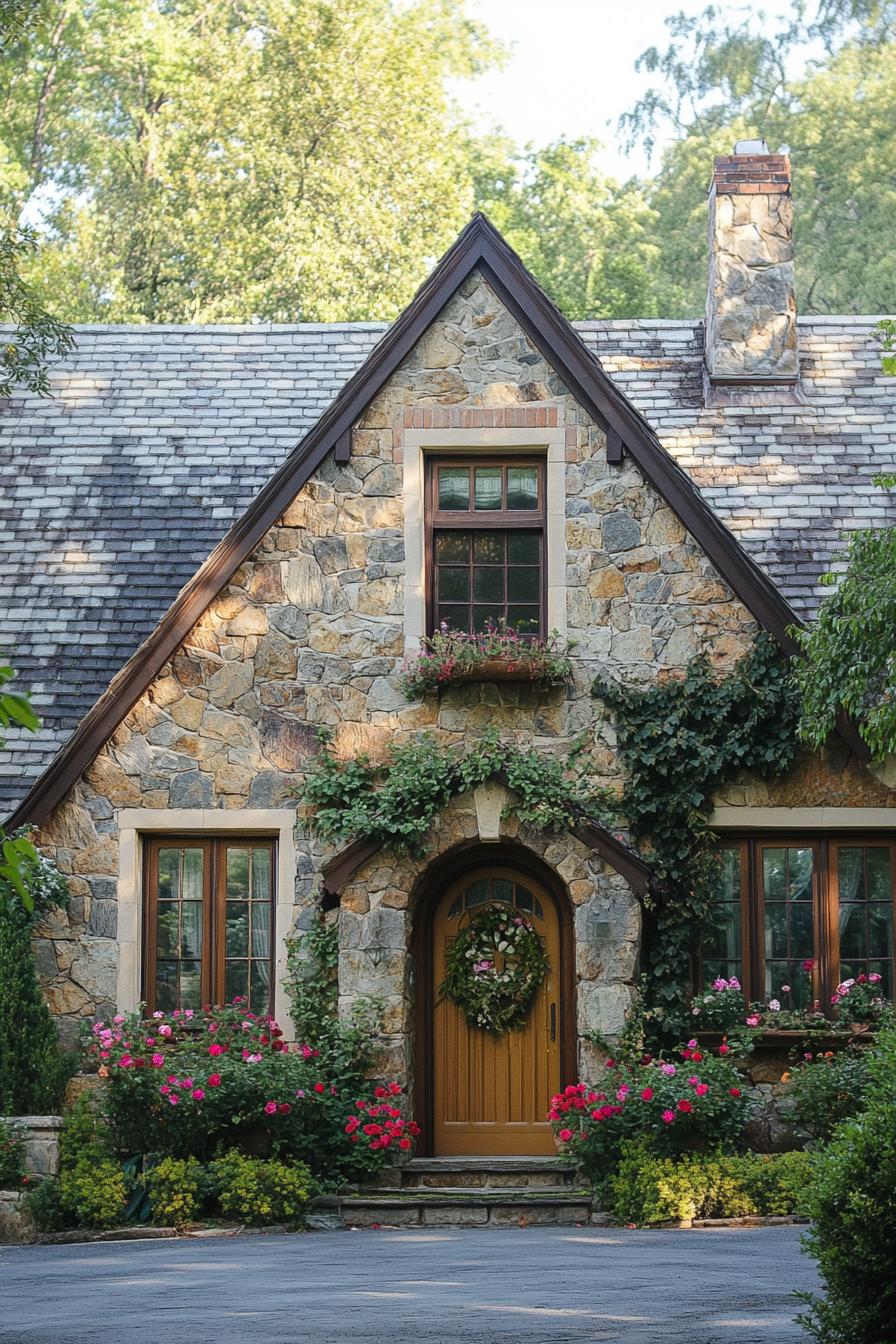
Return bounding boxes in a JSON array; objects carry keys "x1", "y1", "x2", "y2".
[
  {"x1": 20, "y1": 266, "x2": 895, "y2": 1110},
  {"x1": 705, "y1": 152, "x2": 798, "y2": 381}
]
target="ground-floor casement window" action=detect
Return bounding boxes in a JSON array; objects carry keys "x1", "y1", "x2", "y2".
[
  {"x1": 700, "y1": 837, "x2": 896, "y2": 1008},
  {"x1": 142, "y1": 837, "x2": 275, "y2": 1015}
]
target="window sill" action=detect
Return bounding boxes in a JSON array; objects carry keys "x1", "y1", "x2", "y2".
[
  {"x1": 448, "y1": 660, "x2": 564, "y2": 686},
  {"x1": 695, "y1": 1027, "x2": 876, "y2": 1052}
]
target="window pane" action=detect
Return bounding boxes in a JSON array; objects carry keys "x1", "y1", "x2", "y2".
[
  {"x1": 226, "y1": 901, "x2": 249, "y2": 957},
  {"x1": 702, "y1": 847, "x2": 742, "y2": 983},
  {"x1": 156, "y1": 904, "x2": 179, "y2": 959},
  {"x1": 473, "y1": 606, "x2": 502, "y2": 633},
  {"x1": 765, "y1": 905, "x2": 788, "y2": 960},
  {"x1": 439, "y1": 567, "x2": 469, "y2": 602},
  {"x1": 763, "y1": 850, "x2": 787, "y2": 901},
  {"x1": 473, "y1": 567, "x2": 504, "y2": 603},
  {"x1": 473, "y1": 532, "x2": 504, "y2": 563},
  {"x1": 507, "y1": 605, "x2": 540, "y2": 633},
  {"x1": 464, "y1": 879, "x2": 490, "y2": 909},
  {"x1": 179, "y1": 961, "x2": 202, "y2": 1010},
  {"x1": 438, "y1": 467, "x2": 469, "y2": 511},
  {"x1": 492, "y1": 879, "x2": 514, "y2": 904},
  {"x1": 870, "y1": 903, "x2": 893, "y2": 957},
  {"x1": 474, "y1": 467, "x2": 502, "y2": 511},
  {"x1": 507, "y1": 466, "x2": 538, "y2": 510},
  {"x1": 839, "y1": 903, "x2": 866, "y2": 959},
  {"x1": 508, "y1": 567, "x2": 539, "y2": 603},
  {"x1": 789, "y1": 848, "x2": 813, "y2": 900},
  {"x1": 253, "y1": 848, "x2": 271, "y2": 903},
  {"x1": 226, "y1": 848, "x2": 249, "y2": 898},
  {"x1": 157, "y1": 848, "x2": 179, "y2": 900},
  {"x1": 866, "y1": 847, "x2": 893, "y2": 902},
  {"x1": 790, "y1": 901, "x2": 814, "y2": 956},
  {"x1": 508, "y1": 532, "x2": 539, "y2": 565},
  {"x1": 225, "y1": 961, "x2": 248, "y2": 1003},
  {"x1": 437, "y1": 605, "x2": 469, "y2": 633},
  {"x1": 152, "y1": 847, "x2": 204, "y2": 1013},
  {"x1": 436, "y1": 532, "x2": 469, "y2": 563},
  {"x1": 837, "y1": 847, "x2": 863, "y2": 901},
  {"x1": 251, "y1": 899, "x2": 271, "y2": 960},
  {"x1": 250, "y1": 960, "x2": 270, "y2": 1016}
]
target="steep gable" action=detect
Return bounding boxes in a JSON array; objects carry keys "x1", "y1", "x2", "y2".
[{"x1": 2, "y1": 215, "x2": 875, "y2": 826}]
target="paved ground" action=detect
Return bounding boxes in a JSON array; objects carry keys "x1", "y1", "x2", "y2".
[{"x1": 0, "y1": 1225, "x2": 819, "y2": 1343}]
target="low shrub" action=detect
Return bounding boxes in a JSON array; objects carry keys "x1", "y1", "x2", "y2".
[
  {"x1": 144, "y1": 1156, "x2": 206, "y2": 1227},
  {"x1": 86, "y1": 1001, "x2": 419, "y2": 1184},
  {"x1": 787, "y1": 1047, "x2": 873, "y2": 1142},
  {"x1": 830, "y1": 973, "x2": 893, "y2": 1028},
  {"x1": 23, "y1": 1176, "x2": 69, "y2": 1233},
  {"x1": 0, "y1": 1118, "x2": 24, "y2": 1188},
  {"x1": 798, "y1": 1030, "x2": 896, "y2": 1344},
  {"x1": 210, "y1": 1150, "x2": 312, "y2": 1226},
  {"x1": 605, "y1": 1143, "x2": 813, "y2": 1227},
  {"x1": 54, "y1": 1095, "x2": 127, "y2": 1230},
  {"x1": 550, "y1": 1042, "x2": 752, "y2": 1180},
  {"x1": 58, "y1": 1157, "x2": 127, "y2": 1230}
]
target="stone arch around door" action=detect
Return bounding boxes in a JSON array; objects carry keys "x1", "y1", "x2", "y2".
[{"x1": 411, "y1": 840, "x2": 576, "y2": 1157}]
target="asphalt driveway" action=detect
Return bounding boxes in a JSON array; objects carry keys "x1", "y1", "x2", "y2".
[{"x1": 0, "y1": 1224, "x2": 819, "y2": 1343}]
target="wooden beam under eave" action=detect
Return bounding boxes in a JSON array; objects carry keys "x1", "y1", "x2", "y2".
[
  {"x1": 334, "y1": 428, "x2": 351, "y2": 463},
  {"x1": 605, "y1": 427, "x2": 624, "y2": 464}
]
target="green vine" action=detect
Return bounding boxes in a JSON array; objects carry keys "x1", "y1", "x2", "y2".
[
  {"x1": 593, "y1": 634, "x2": 801, "y2": 1043},
  {"x1": 300, "y1": 731, "x2": 618, "y2": 857}
]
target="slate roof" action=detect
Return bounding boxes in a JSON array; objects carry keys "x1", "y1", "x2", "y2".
[{"x1": 1, "y1": 314, "x2": 895, "y2": 815}]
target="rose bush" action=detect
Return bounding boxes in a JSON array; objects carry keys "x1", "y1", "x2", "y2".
[
  {"x1": 830, "y1": 973, "x2": 892, "y2": 1027},
  {"x1": 549, "y1": 1042, "x2": 752, "y2": 1180},
  {"x1": 84, "y1": 1000, "x2": 419, "y2": 1184},
  {"x1": 689, "y1": 977, "x2": 746, "y2": 1032}
]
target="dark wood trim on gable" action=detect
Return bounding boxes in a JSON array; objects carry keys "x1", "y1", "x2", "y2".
[
  {"x1": 6, "y1": 214, "x2": 868, "y2": 829},
  {"x1": 318, "y1": 781, "x2": 659, "y2": 910}
]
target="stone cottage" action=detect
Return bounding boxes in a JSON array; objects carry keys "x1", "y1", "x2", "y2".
[{"x1": 2, "y1": 146, "x2": 895, "y2": 1156}]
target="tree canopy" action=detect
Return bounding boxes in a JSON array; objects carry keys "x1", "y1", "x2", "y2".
[{"x1": 1, "y1": 0, "x2": 896, "y2": 330}]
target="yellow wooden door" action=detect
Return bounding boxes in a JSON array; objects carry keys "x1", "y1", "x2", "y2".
[{"x1": 432, "y1": 868, "x2": 561, "y2": 1156}]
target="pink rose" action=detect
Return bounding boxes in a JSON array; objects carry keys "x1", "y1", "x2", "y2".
[
  {"x1": 264, "y1": 1101, "x2": 278, "y2": 1115},
  {"x1": 558, "y1": 1128, "x2": 573, "y2": 1143},
  {"x1": 190, "y1": 1088, "x2": 205, "y2": 1101},
  {"x1": 209, "y1": 1043, "x2": 225, "y2": 1056},
  {"x1": 151, "y1": 1053, "x2": 165, "y2": 1068},
  {"x1": 159, "y1": 1024, "x2": 173, "y2": 1038},
  {"x1": 661, "y1": 1109, "x2": 675, "y2": 1125},
  {"x1": 207, "y1": 1073, "x2": 221, "y2": 1087}
]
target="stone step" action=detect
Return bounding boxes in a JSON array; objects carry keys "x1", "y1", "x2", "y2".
[
  {"x1": 399, "y1": 1157, "x2": 578, "y2": 1190},
  {"x1": 313, "y1": 1188, "x2": 606, "y2": 1230}
]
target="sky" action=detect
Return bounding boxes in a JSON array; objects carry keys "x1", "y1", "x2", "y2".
[{"x1": 459, "y1": 0, "x2": 811, "y2": 181}]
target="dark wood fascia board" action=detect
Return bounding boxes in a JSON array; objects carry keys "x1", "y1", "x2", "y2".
[
  {"x1": 6, "y1": 212, "x2": 864, "y2": 827},
  {"x1": 320, "y1": 836, "x2": 382, "y2": 908}
]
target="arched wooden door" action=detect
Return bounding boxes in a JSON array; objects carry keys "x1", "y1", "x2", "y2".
[{"x1": 432, "y1": 867, "x2": 562, "y2": 1155}]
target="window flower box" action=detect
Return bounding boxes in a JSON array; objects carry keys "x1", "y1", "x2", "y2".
[{"x1": 400, "y1": 626, "x2": 573, "y2": 699}]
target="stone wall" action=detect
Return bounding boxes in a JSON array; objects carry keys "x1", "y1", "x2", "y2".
[{"x1": 28, "y1": 266, "x2": 889, "y2": 1085}]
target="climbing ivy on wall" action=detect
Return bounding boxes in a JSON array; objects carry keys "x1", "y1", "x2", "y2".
[
  {"x1": 593, "y1": 633, "x2": 801, "y2": 1042},
  {"x1": 300, "y1": 732, "x2": 617, "y2": 858}
]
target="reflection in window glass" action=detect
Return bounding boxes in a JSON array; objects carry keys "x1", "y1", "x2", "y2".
[
  {"x1": 438, "y1": 467, "x2": 469, "y2": 511},
  {"x1": 507, "y1": 466, "x2": 538, "y2": 510},
  {"x1": 153, "y1": 846, "x2": 204, "y2": 1012},
  {"x1": 837, "y1": 846, "x2": 893, "y2": 996},
  {"x1": 763, "y1": 847, "x2": 815, "y2": 1007},
  {"x1": 474, "y1": 467, "x2": 502, "y2": 510},
  {"x1": 702, "y1": 847, "x2": 743, "y2": 985}
]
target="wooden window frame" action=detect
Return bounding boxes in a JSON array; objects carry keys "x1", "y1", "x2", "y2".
[
  {"x1": 424, "y1": 455, "x2": 547, "y2": 639},
  {"x1": 700, "y1": 835, "x2": 896, "y2": 1011},
  {"x1": 142, "y1": 835, "x2": 277, "y2": 1015}
]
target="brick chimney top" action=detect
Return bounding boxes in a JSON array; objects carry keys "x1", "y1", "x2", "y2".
[{"x1": 711, "y1": 153, "x2": 791, "y2": 196}]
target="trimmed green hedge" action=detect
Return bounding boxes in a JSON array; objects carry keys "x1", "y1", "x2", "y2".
[{"x1": 604, "y1": 1144, "x2": 812, "y2": 1227}]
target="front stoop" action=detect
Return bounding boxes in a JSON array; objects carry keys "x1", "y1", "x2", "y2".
[{"x1": 313, "y1": 1158, "x2": 609, "y2": 1229}]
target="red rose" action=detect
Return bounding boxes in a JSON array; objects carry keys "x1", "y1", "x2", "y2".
[
  {"x1": 677, "y1": 1099, "x2": 693, "y2": 1113},
  {"x1": 314, "y1": 1082, "x2": 325, "y2": 1094},
  {"x1": 640, "y1": 1087, "x2": 654, "y2": 1102},
  {"x1": 729, "y1": 1087, "x2": 742, "y2": 1098},
  {"x1": 690, "y1": 1051, "x2": 703, "y2": 1063}
]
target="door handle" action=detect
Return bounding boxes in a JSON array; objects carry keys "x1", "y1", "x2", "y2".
[{"x1": 550, "y1": 1002, "x2": 556, "y2": 1042}]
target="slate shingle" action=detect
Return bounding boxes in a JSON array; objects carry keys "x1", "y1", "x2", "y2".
[{"x1": 1, "y1": 315, "x2": 894, "y2": 814}]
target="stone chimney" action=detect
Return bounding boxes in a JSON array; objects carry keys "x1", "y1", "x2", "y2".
[{"x1": 705, "y1": 140, "x2": 798, "y2": 393}]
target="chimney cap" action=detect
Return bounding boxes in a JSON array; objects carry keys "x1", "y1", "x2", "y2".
[{"x1": 733, "y1": 138, "x2": 770, "y2": 155}]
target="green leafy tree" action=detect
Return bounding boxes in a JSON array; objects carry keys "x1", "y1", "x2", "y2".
[
  {"x1": 474, "y1": 136, "x2": 661, "y2": 319},
  {"x1": 623, "y1": 2, "x2": 896, "y2": 315},
  {"x1": 2, "y1": 0, "x2": 500, "y2": 323},
  {"x1": 0, "y1": 0, "x2": 73, "y2": 394},
  {"x1": 792, "y1": 476, "x2": 896, "y2": 760},
  {"x1": 0, "y1": 848, "x2": 71, "y2": 1114}
]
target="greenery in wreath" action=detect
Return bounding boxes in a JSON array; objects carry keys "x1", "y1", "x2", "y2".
[{"x1": 440, "y1": 903, "x2": 550, "y2": 1035}]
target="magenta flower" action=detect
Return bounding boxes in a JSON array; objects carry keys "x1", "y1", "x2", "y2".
[
  {"x1": 264, "y1": 1101, "x2": 278, "y2": 1115},
  {"x1": 661, "y1": 1109, "x2": 675, "y2": 1125},
  {"x1": 190, "y1": 1088, "x2": 205, "y2": 1101}
]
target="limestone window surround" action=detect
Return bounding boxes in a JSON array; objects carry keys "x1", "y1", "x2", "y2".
[
  {"x1": 115, "y1": 808, "x2": 297, "y2": 1031},
  {"x1": 402, "y1": 426, "x2": 567, "y2": 652},
  {"x1": 709, "y1": 806, "x2": 896, "y2": 830}
]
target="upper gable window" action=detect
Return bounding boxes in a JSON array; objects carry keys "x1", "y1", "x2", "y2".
[{"x1": 426, "y1": 457, "x2": 545, "y2": 638}]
